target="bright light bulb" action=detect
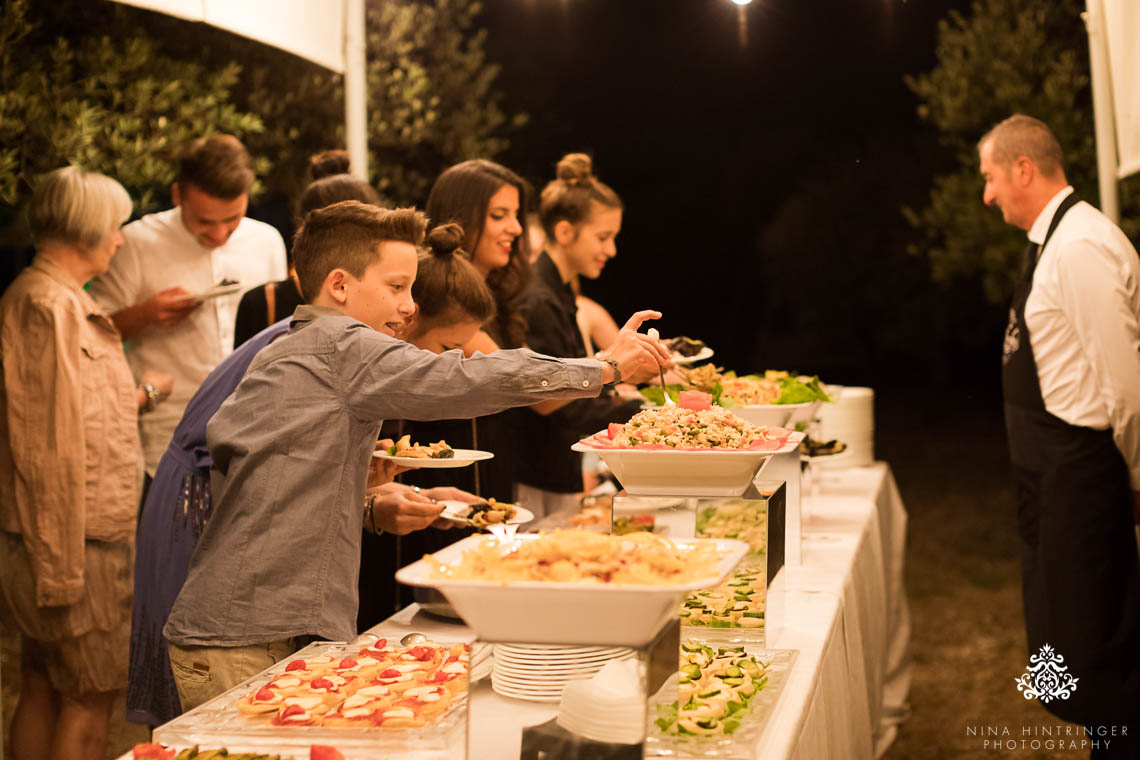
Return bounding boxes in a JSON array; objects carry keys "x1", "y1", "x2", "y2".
[{"x1": 730, "y1": 0, "x2": 752, "y2": 5}]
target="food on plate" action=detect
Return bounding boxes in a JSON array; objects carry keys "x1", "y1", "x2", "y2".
[
  {"x1": 665, "y1": 336, "x2": 707, "y2": 358},
  {"x1": 387, "y1": 435, "x2": 453, "y2": 459},
  {"x1": 426, "y1": 529, "x2": 725, "y2": 585},
  {"x1": 690, "y1": 366, "x2": 832, "y2": 407},
  {"x1": 234, "y1": 641, "x2": 468, "y2": 729},
  {"x1": 449, "y1": 498, "x2": 517, "y2": 528},
  {"x1": 799, "y1": 435, "x2": 848, "y2": 457},
  {"x1": 581, "y1": 399, "x2": 792, "y2": 451},
  {"x1": 613, "y1": 514, "x2": 655, "y2": 535},
  {"x1": 654, "y1": 642, "x2": 771, "y2": 736},
  {"x1": 133, "y1": 745, "x2": 343, "y2": 759},
  {"x1": 696, "y1": 501, "x2": 768, "y2": 555},
  {"x1": 680, "y1": 565, "x2": 766, "y2": 628}
]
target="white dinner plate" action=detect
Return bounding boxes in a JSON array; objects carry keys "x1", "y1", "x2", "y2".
[
  {"x1": 497, "y1": 647, "x2": 629, "y2": 656},
  {"x1": 371, "y1": 448, "x2": 494, "y2": 468},
  {"x1": 496, "y1": 652, "x2": 627, "y2": 662},
  {"x1": 181, "y1": 282, "x2": 243, "y2": 300},
  {"x1": 437, "y1": 500, "x2": 534, "y2": 527},
  {"x1": 671, "y1": 346, "x2": 714, "y2": 365}
]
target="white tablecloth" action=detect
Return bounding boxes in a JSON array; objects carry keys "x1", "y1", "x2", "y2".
[
  {"x1": 758, "y1": 462, "x2": 911, "y2": 759},
  {"x1": 364, "y1": 461, "x2": 911, "y2": 760}
]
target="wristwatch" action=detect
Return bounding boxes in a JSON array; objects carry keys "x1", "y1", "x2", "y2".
[
  {"x1": 141, "y1": 383, "x2": 160, "y2": 414},
  {"x1": 601, "y1": 357, "x2": 622, "y2": 387}
]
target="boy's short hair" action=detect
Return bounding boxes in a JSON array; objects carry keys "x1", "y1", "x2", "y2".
[
  {"x1": 28, "y1": 166, "x2": 132, "y2": 250},
  {"x1": 178, "y1": 134, "x2": 255, "y2": 199},
  {"x1": 293, "y1": 202, "x2": 428, "y2": 302}
]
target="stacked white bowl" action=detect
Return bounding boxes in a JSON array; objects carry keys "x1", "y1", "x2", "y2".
[
  {"x1": 817, "y1": 386, "x2": 874, "y2": 465},
  {"x1": 557, "y1": 659, "x2": 646, "y2": 745}
]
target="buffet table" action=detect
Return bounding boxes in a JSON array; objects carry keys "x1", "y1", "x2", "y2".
[{"x1": 361, "y1": 461, "x2": 910, "y2": 759}]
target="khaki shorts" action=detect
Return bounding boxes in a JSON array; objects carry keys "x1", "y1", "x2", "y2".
[{"x1": 168, "y1": 639, "x2": 296, "y2": 713}]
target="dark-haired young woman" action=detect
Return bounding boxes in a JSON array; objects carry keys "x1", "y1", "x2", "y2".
[
  {"x1": 516, "y1": 153, "x2": 643, "y2": 513},
  {"x1": 394, "y1": 160, "x2": 534, "y2": 512}
]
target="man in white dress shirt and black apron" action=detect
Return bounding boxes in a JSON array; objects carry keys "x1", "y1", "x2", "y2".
[{"x1": 980, "y1": 114, "x2": 1140, "y2": 756}]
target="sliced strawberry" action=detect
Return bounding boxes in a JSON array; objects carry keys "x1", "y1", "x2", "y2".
[
  {"x1": 285, "y1": 660, "x2": 308, "y2": 672},
  {"x1": 379, "y1": 668, "x2": 402, "y2": 678},
  {"x1": 279, "y1": 704, "x2": 306, "y2": 719},
  {"x1": 408, "y1": 646, "x2": 436, "y2": 661},
  {"x1": 133, "y1": 744, "x2": 175, "y2": 760},
  {"x1": 337, "y1": 657, "x2": 357, "y2": 670},
  {"x1": 254, "y1": 686, "x2": 276, "y2": 702},
  {"x1": 310, "y1": 677, "x2": 334, "y2": 691}
]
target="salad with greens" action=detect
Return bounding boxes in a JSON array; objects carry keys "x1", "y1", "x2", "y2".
[{"x1": 641, "y1": 367, "x2": 831, "y2": 408}]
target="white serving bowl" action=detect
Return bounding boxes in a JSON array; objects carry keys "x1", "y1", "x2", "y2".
[
  {"x1": 395, "y1": 534, "x2": 748, "y2": 647},
  {"x1": 571, "y1": 433, "x2": 804, "y2": 497},
  {"x1": 729, "y1": 401, "x2": 811, "y2": 430}
]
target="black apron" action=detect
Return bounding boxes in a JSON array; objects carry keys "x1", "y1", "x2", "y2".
[{"x1": 1002, "y1": 193, "x2": 1140, "y2": 732}]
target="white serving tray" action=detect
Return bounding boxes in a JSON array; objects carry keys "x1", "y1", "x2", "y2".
[{"x1": 395, "y1": 534, "x2": 748, "y2": 647}]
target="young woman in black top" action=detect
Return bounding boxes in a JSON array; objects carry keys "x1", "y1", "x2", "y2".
[{"x1": 516, "y1": 153, "x2": 643, "y2": 514}]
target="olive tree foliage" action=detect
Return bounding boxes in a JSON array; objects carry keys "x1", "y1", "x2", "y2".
[
  {"x1": 0, "y1": 0, "x2": 264, "y2": 232},
  {"x1": 237, "y1": 0, "x2": 525, "y2": 206},
  {"x1": 0, "y1": 0, "x2": 524, "y2": 239},
  {"x1": 904, "y1": 0, "x2": 1140, "y2": 303}
]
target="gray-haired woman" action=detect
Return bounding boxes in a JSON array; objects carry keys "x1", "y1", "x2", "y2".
[{"x1": 0, "y1": 167, "x2": 170, "y2": 760}]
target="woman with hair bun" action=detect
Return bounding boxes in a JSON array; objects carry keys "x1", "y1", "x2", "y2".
[
  {"x1": 232, "y1": 152, "x2": 384, "y2": 347},
  {"x1": 404, "y1": 222, "x2": 497, "y2": 351},
  {"x1": 515, "y1": 152, "x2": 642, "y2": 513}
]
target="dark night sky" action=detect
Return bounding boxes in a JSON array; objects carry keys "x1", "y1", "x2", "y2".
[{"x1": 476, "y1": 0, "x2": 978, "y2": 384}]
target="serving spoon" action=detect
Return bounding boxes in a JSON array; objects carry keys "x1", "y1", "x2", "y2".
[{"x1": 647, "y1": 328, "x2": 675, "y2": 406}]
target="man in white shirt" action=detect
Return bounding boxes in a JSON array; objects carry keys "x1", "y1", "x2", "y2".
[
  {"x1": 980, "y1": 113, "x2": 1140, "y2": 750},
  {"x1": 89, "y1": 135, "x2": 287, "y2": 474}
]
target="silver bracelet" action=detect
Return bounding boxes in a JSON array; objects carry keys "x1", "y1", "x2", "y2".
[{"x1": 364, "y1": 492, "x2": 380, "y2": 534}]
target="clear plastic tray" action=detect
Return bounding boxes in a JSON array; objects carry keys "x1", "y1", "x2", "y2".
[
  {"x1": 153, "y1": 641, "x2": 466, "y2": 759},
  {"x1": 645, "y1": 645, "x2": 797, "y2": 759}
]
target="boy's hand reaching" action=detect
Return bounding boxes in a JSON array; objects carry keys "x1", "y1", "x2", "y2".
[{"x1": 598, "y1": 310, "x2": 673, "y2": 385}]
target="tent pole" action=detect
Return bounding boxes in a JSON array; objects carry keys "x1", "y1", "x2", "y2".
[
  {"x1": 1084, "y1": 0, "x2": 1120, "y2": 222},
  {"x1": 345, "y1": 0, "x2": 368, "y2": 181}
]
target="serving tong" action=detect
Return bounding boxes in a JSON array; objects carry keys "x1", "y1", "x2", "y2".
[{"x1": 647, "y1": 328, "x2": 675, "y2": 406}]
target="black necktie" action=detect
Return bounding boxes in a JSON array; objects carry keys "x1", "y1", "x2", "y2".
[{"x1": 1021, "y1": 241, "x2": 1040, "y2": 281}]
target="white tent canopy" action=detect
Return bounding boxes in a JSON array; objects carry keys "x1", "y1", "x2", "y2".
[
  {"x1": 1086, "y1": 0, "x2": 1140, "y2": 221},
  {"x1": 110, "y1": 0, "x2": 368, "y2": 180}
]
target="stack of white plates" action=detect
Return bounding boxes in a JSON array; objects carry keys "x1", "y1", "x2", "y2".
[
  {"x1": 491, "y1": 644, "x2": 634, "y2": 703},
  {"x1": 817, "y1": 386, "x2": 874, "y2": 466},
  {"x1": 557, "y1": 659, "x2": 646, "y2": 745}
]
